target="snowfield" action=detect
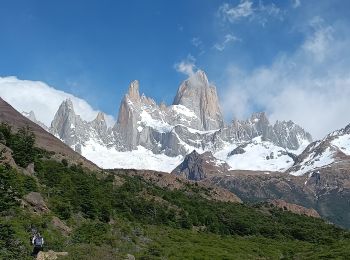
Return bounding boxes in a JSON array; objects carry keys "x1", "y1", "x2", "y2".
[
  {"x1": 216, "y1": 137, "x2": 295, "y2": 172},
  {"x1": 81, "y1": 139, "x2": 183, "y2": 172},
  {"x1": 331, "y1": 134, "x2": 350, "y2": 156}
]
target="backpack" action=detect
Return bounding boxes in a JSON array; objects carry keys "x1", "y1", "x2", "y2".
[{"x1": 34, "y1": 236, "x2": 43, "y2": 247}]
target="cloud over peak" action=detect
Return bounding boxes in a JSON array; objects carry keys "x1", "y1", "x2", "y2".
[
  {"x1": 0, "y1": 76, "x2": 115, "y2": 127},
  {"x1": 174, "y1": 55, "x2": 197, "y2": 77}
]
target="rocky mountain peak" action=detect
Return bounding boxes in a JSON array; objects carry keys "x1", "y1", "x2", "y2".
[
  {"x1": 172, "y1": 70, "x2": 224, "y2": 130},
  {"x1": 91, "y1": 112, "x2": 108, "y2": 137},
  {"x1": 127, "y1": 80, "x2": 140, "y2": 102},
  {"x1": 51, "y1": 99, "x2": 77, "y2": 129},
  {"x1": 192, "y1": 70, "x2": 209, "y2": 86},
  {"x1": 95, "y1": 112, "x2": 105, "y2": 122},
  {"x1": 24, "y1": 110, "x2": 36, "y2": 121},
  {"x1": 22, "y1": 110, "x2": 48, "y2": 130},
  {"x1": 62, "y1": 98, "x2": 74, "y2": 111},
  {"x1": 50, "y1": 99, "x2": 79, "y2": 146},
  {"x1": 250, "y1": 112, "x2": 269, "y2": 124},
  {"x1": 172, "y1": 149, "x2": 230, "y2": 181}
]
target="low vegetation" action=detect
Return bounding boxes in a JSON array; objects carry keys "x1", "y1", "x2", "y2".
[{"x1": 1, "y1": 123, "x2": 350, "y2": 259}]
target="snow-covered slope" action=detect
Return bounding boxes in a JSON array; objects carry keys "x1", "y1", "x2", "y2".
[
  {"x1": 289, "y1": 124, "x2": 350, "y2": 176},
  {"x1": 82, "y1": 140, "x2": 183, "y2": 172},
  {"x1": 215, "y1": 137, "x2": 300, "y2": 172}
]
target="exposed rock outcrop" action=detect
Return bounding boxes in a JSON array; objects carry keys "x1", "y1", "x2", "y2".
[
  {"x1": 171, "y1": 150, "x2": 230, "y2": 181},
  {"x1": 266, "y1": 199, "x2": 320, "y2": 218},
  {"x1": 36, "y1": 250, "x2": 68, "y2": 260},
  {"x1": 23, "y1": 192, "x2": 49, "y2": 214},
  {"x1": 0, "y1": 143, "x2": 17, "y2": 168},
  {"x1": 51, "y1": 216, "x2": 72, "y2": 236}
]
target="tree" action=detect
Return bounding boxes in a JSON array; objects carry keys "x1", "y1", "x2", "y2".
[{"x1": 10, "y1": 126, "x2": 36, "y2": 167}]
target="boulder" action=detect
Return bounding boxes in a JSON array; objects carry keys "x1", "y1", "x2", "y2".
[
  {"x1": 23, "y1": 192, "x2": 49, "y2": 213},
  {"x1": 36, "y1": 250, "x2": 68, "y2": 260},
  {"x1": 51, "y1": 216, "x2": 72, "y2": 236}
]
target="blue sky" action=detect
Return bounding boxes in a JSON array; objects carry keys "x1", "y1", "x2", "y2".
[{"x1": 1, "y1": 0, "x2": 350, "y2": 137}]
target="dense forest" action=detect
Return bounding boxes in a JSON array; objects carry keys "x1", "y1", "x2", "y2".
[{"x1": 1, "y1": 123, "x2": 350, "y2": 259}]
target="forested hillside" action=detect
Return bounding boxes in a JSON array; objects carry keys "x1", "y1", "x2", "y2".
[{"x1": 1, "y1": 123, "x2": 350, "y2": 259}]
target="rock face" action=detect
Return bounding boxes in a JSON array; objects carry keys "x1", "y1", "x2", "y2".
[
  {"x1": 0, "y1": 143, "x2": 17, "y2": 168},
  {"x1": 173, "y1": 70, "x2": 224, "y2": 130},
  {"x1": 51, "y1": 216, "x2": 72, "y2": 236},
  {"x1": 172, "y1": 150, "x2": 230, "y2": 181},
  {"x1": 23, "y1": 192, "x2": 49, "y2": 214}
]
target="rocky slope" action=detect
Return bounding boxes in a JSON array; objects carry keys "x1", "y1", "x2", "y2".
[
  {"x1": 172, "y1": 150, "x2": 230, "y2": 181},
  {"x1": 204, "y1": 164, "x2": 350, "y2": 228},
  {"x1": 264, "y1": 199, "x2": 320, "y2": 218}
]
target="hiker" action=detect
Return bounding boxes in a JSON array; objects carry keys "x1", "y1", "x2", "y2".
[{"x1": 31, "y1": 232, "x2": 44, "y2": 257}]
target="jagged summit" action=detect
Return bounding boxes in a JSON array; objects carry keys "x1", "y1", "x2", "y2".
[
  {"x1": 127, "y1": 80, "x2": 140, "y2": 102},
  {"x1": 23, "y1": 110, "x2": 36, "y2": 121},
  {"x1": 173, "y1": 70, "x2": 224, "y2": 130},
  {"x1": 94, "y1": 111, "x2": 105, "y2": 121},
  {"x1": 22, "y1": 110, "x2": 48, "y2": 131}
]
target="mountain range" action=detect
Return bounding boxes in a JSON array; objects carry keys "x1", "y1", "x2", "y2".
[{"x1": 21, "y1": 70, "x2": 315, "y2": 174}]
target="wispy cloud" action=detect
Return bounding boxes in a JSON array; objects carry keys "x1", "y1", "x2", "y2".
[
  {"x1": 191, "y1": 37, "x2": 202, "y2": 47},
  {"x1": 174, "y1": 55, "x2": 197, "y2": 77},
  {"x1": 191, "y1": 37, "x2": 205, "y2": 55},
  {"x1": 218, "y1": 0, "x2": 284, "y2": 26},
  {"x1": 218, "y1": 1, "x2": 254, "y2": 22},
  {"x1": 221, "y1": 18, "x2": 350, "y2": 138},
  {"x1": 214, "y1": 34, "x2": 241, "y2": 51},
  {"x1": 302, "y1": 17, "x2": 333, "y2": 62}
]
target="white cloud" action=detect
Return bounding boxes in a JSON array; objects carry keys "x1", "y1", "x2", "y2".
[
  {"x1": 218, "y1": 1, "x2": 254, "y2": 22},
  {"x1": 221, "y1": 19, "x2": 350, "y2": 139},
  {"x1": 218, "y1": 0, "x2": 283, "y2": 26},
  {"x1": 214, "y1": 34, "x2": 241, "y2": 51},
  {"x1": 174, "y1": 55, "x2": 197, "y2": 77},
  {"x1": 302, "y1": 17, "x2": 333, "y2": 62},
  {"x1": 0, "y1": 76, "x2": 115, "y2": 127}
]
